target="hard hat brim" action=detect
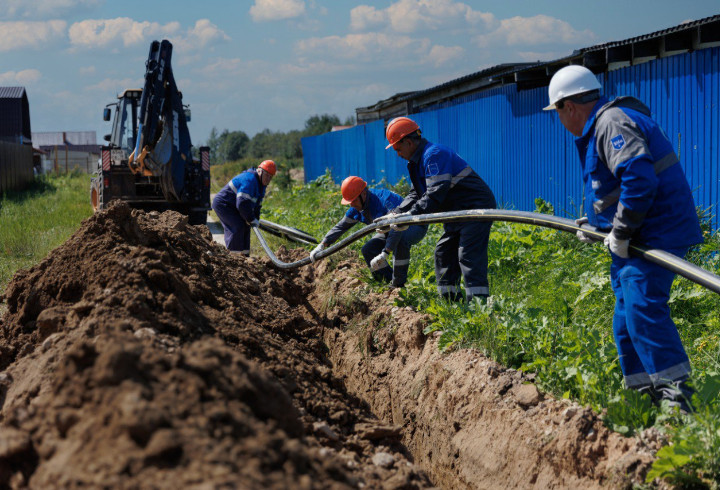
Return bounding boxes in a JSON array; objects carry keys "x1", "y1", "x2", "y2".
[
  {"x1": 385, "y1": 142, "x2": 394, "y2": 150},
  {"x1": 340, "y1": 197, "x2": 352, "y2": 205},
  {"x1": 543, "y1": 102, "x2": 556, "y2": 111}
]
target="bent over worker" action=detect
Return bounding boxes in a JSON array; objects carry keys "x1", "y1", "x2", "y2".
[
  {"x1": 544, "y1": 65, "x2": 703, "y2": 412},
  {"x1": 310, "y1": 176, "x2": 427, "y2": 288},
  {"x1": 384, "y1": 117, "x2": 497, "y2": 302},
  {"x1": 212, "y1": 159, "x2": 276, "y2": 255}
]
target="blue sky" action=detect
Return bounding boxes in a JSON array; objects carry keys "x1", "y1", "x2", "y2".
[{"x1": 1, "y1": 0, "x2": 718, "y2": 146}]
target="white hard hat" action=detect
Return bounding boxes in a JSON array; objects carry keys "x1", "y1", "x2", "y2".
[{"x1": 543, "y1": 65, "x2": 602, "y2": 110}]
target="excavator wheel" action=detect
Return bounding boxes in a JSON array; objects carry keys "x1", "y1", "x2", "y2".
[{"x1": 90, "y1": 179, "x2": 102, "y2": 212}]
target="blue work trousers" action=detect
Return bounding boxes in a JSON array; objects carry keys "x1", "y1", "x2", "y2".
[
  {"x1": 361, "y1": 225, "x2": 427, "y2": 287},
  {"x1": 435, "y1": 221, "x2": 491, "y2": 301},
  {"x1": 610, "y1": 247, "x2": 691, "y2": 389},
  {"x1": 212, "y1": 188, "x2": 251, "y2": 254}
]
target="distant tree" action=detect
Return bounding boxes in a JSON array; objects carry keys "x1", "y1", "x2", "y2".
[
  {"x1": 248, "y1": 129, "x2": 277, "y2": 158},
  {"x1": 303, "y1": 114, "x2": 341, "y2": 136},
  {"x1": 219, "y1": 130, "x2": 249, "y2": 162},
  {"x1": 205, "y1": 127, "x2": 221, "y2": 165},
  {"x1": 282, "y1": 130, "x2": 303, "y2": 159}
]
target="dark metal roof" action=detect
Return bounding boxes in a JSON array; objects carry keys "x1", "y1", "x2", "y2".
[
  {"x1": 398, "y1": 63, "x2": 534, "y2": 104},
  {"x1": 0, "y1": 86, "x2": 26, "y2": 99},
  {"x1": 584, "y1": 14, "x2": 720, "y2": 51}
]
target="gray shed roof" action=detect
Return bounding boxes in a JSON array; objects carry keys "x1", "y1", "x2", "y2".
[{"x1": 0, "y1": 87, "x2": 26, "y2": 99}]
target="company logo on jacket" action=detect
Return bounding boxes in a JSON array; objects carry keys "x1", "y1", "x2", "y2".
[{"x1": 611, "y1": 134, "x2": 626, "y2": 150}]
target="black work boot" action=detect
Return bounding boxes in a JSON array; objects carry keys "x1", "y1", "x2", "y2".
[
  {"x1": 635, "y1": 384, "x2": 661, "y2": 404},
  {"x1": 656, "y1": 379, "x2": 695, "y2": 414}
]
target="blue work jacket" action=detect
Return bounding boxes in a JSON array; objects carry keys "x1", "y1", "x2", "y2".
[
  {"x1": 576, "y1": 96, "x2": 702, "y2": 249},
  {"x1": 227, "y1": 168, "x2": 266, "y2": 222},
  {"x1": 322, "y1": 188, "x2": 403, "y2": 245},
  {"x1": 397, "y1": 139, "x2": 496, "y2": 215}
]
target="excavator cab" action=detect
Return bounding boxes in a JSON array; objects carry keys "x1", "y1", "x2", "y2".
[{"x1": 105, "y1": 89, "x2": 142, "y2": 154}]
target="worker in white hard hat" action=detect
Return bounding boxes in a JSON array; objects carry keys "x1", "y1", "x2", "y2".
[{"x1": 544, "y1": 64, "x2": 703, "y2": 412}]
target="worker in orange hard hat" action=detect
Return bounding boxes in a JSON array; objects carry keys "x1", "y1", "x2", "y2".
[
  {"x1": 211, "y1": 159, "x2": 277, "y2": 254},
  {"x1": 380, "y1": 116, "x2": 497, "y2": 303},
  {"x1": 310, "y1": 175, "x2": 427, "y2": 288}
]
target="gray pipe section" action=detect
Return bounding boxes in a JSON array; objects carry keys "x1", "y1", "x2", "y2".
[{"x1": 253, "y1": 209, "x2": 720, "y2": 296}]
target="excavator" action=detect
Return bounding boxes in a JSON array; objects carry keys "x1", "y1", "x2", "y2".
[{"x1": 90, "y1": 40, "x2": 210, "y2": 225}]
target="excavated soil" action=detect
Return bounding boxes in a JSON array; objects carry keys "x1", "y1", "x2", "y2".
[{"x1": 0, "y1": 201, "x2": 659, "y2": 489}]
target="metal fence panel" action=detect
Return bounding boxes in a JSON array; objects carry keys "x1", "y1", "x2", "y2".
[
  {"x1": 0, "y1": 141, "x2": 33, "y2": 194},
  {"x1": 302, "y1": 47, "x2": 720, "y2": 229}
]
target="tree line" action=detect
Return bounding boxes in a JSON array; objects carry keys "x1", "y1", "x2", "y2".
[{"x1": 204, "y1": 114, "x2": 354, "y2": 167}]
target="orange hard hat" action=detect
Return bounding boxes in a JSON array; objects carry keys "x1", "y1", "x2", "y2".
[
  {"x1": 340, "y1": 176, "x2": 367, "y2": 205},
  {"x1": 385, "y1": 117, "x2": 420, "y2": 149},
  {"x1": 258, "y1": 160, "x2": 276, "y2": 176}
]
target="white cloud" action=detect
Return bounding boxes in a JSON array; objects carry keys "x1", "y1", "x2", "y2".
[
  {"x1": 350, "y1": 0, "x2": 494, "y2": 34},
  {"x1": 0, "y1": 20, "x2": 66, "y2": 51},
  {"x1": 1, "y1": 0, "x2": 102, "y2": 19},
  {"x1": 68, "y1": 18, "x2": 229, "y2": 53},
  {"x1": 296, "y1": 32, "x2": 430, "y2": 62},
  {"x1": 249, "y1": 0, "x2": 305, "y2": 22},
  {"x1": 0, "y1": 69, "x2": 42, "y2": 84},
  {"x1": 475, "y1": 15, "x2": 593, "y2": 47},
  {"x1": 427, "y1": 45, "x2": 464, "y2": 67},
  {"x1": 85, "y1": 77, "x2": 142, "y2": 93},
  {"x1": 68, "y1": 18, "x2": 180, "y2": 49},
  {"x1": 171, "y1": 19, "x2": 230, "y2": 51}
]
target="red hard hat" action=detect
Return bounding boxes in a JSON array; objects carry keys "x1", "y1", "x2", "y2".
[
  {"x1": 340, "y1": 176, "x2": 367, "y2": 205},
  {"x1": 385, "y1": 117, "x2": 420, "y2": 149},
  {"x1": 259, "y1": 160, "x2": 276, "y2": 176}
]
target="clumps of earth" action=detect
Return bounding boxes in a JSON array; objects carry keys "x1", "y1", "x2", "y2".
[{"x1": 0, "y1": 201, "x2": 661, "y2": 489}]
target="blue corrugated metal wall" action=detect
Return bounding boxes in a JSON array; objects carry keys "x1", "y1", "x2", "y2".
[{"x1": 302, "y1": 47, "x2": 720, "y2": 229}]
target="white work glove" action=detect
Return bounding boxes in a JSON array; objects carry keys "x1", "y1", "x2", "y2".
[
  {"x1": 370, "y1": 250, "x2": 390, "y2": 271},
  {"x1": 373, "y1": 212, "x2": 395, "y2": 233},
  {"x1": 575, "y1": 217, "x2": 597, "y2": 244},
  {"x1": 309, "y1": 243, "x2": 325, "y2": 263},
  {"x1": 604, "y1": 230, "x2": 630, "y2": 258},
  {"x1": 249, "y1": 219, "x2": 260, "y2": 227},
  {"x1": 390, "y1": 212, "x2": 411, "y2": 232}
]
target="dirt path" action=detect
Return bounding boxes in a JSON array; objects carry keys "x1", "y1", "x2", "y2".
[{"x1": 0, "y1": 203, "x2": 659, "y2": 488}]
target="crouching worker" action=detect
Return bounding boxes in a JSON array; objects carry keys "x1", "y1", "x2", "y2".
[
  {"x1": 212, "y1": 159, "x2": 276, "y2": 255},
  {"x1": 310, "y1": 176, "x2": 427, "y2": 288}
]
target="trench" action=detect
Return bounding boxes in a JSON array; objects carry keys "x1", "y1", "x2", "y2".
[{"x1": 309, "y1": 258, "x2": 658, "y2": 489}]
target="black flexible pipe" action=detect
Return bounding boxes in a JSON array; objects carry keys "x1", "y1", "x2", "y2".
[
  {"x1": 252, "y1": 209, "x2": 720, "y2": 295},
  {"x1": 258, "y1": 219, "x2": 318, "y2": 245}
]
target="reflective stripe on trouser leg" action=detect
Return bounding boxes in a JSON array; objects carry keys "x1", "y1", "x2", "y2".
[
  {"x1": 458, "y1": 221, "x2": 491, "y2": 299},
  {"x1": 435, "y1": 226, "x2": 462, "y2": 296},
  {"x1": 362, "y1": 235, "x2": 392, "y2": 282},
  {"x1": 391, "y1": 225, "x2": 427, "y2": 287},
  {"x1": 610, "y1": 247, "x2": 691, "y2": 389},
  {"x1": 212, "y1": 188, "x2": 251, "y2": 252}
]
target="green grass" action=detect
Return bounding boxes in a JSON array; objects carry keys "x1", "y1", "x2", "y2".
[{"x1": 0, "y1": 172, "x2": 93, "y2": 294}]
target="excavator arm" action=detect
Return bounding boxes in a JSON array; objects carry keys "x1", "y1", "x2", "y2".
[{"x1": 128, "y1": 39, "x2": 193, "y2": 201}]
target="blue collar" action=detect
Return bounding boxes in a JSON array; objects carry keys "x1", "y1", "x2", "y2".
[
  {"x1": 409, "y1": 138, "x2": 428, "y2": 165},
  {"x1": 580, "y1": 97, "x2": 609, "y2": 138}
]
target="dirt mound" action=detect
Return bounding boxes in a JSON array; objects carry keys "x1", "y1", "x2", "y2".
[{"x1": 0, "y1": 202, "x2": 431, "y2": 489}]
